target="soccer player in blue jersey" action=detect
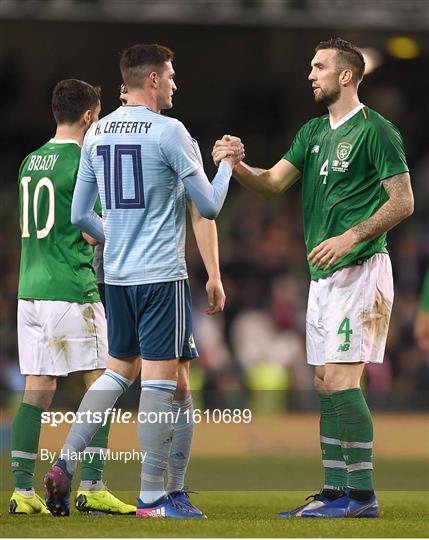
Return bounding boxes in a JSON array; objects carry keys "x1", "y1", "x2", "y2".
[{"x1": 44, "y1": 43, "x2": 244, "y2": 518}]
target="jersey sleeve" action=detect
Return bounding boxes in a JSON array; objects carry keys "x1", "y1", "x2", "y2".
[
  {"x1": 419, "y1": 270, "x2": 429, "y2": 311},
  {"x1": 182, "y1": 160, "x2": 232, "y2": 219},
  {"x1": 282, "y1": 122, "x2": 310, "y2": 171},
  {"x1": 77, "y1": 128, "x2": 97, "y2": 184},
  {"x1": 159, "y1": 121, "x2": 202, "y2": 179},
  {"x1": 368, "y1": 119, "x2": 409, "y2": 181}
]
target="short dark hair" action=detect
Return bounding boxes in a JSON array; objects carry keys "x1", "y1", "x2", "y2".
[
  {"x1": 316, "y1": 37, "x2": 365, "y2": 84},
  {"x1": 52, "y1": 79, "x2": 100, "y2": 124},
  {"x1": 120, "y1": 43, "x2": 174, "y2": 89}
]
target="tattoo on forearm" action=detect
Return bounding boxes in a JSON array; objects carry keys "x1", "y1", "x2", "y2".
[{"x1": 351, "y1": 173, "x2": 413, "y2": 243}]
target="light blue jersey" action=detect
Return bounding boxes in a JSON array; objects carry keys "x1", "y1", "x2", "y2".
[{"x1": 77, "y1": 105, "x2": 203, "y2": 285}]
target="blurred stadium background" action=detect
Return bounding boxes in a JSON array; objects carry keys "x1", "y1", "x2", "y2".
[{"x1": 0, "y1": 0, "x2": 428, "y2": 496}]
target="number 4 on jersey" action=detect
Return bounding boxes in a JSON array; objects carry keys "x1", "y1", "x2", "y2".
[
  {"x1": 337, "y1": 317, "x2": 353, "y2": 352},
  {"x1": 320, "y1": 159, "x2": 329, "y2": 184}
]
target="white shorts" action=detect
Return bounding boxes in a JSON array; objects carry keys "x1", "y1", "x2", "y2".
[
  {"x1": 18, "y1": 300, "x2": 108, "y2": 376},
  {"x1": 306, "y1": 253, "x2": 394, "y2": 365}
]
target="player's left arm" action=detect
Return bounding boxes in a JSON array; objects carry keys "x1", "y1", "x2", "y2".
[
  {"x1": 71, "y1": 179, "x2": 105, "y2": 242},
  {"x1": 71, "y1": 132, "x2": 105, "y2": 243},
  {"x1": 309, "y1": 172, "x2": 414, "y2": 270},
  {"x1": 187, "y1": 200, "x2": 225, "y2": 315}
]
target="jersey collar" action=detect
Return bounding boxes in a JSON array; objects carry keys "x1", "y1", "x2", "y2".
[
  {"x1": 329, "y1": 103, "x2": 364, "y2": 130},
  {"x1": 49, "y1": 138, "x2": 81, "y2": 147}
]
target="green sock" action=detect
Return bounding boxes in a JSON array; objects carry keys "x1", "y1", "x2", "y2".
[
  {"x1": 11, "y1": 402, "x2": 43, "y2": 490},
  {"x1": 330, "y1": 388, "x2": 374, "y2": 491},
  {"x1": 80, "y1": 418, "x2": 111, "y2": 483},
  {"x1": 319, "y1": 395, "x2": 347, "y2": 490}
]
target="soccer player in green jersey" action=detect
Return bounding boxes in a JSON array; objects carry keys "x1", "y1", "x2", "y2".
[
  {"x1": 414, "y1": 270, "x2": 429, "y2": 354},
  {"x1": 11, "y1": 79, "x2": 135, "y2": 516},
  {"x1": 213, "y1": 37, "x2": 414, "y2": 518}
]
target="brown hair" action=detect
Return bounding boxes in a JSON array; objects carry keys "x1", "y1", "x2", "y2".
[
  {"x1": 316, "y1": 37, "x2": 365, "y2": 84},
  {"x1": 120, "y1": 43, "x2": 174, "y2": 89},
  {"x1": 51, "y1": 79, "x2": 100, "y2": 124}
]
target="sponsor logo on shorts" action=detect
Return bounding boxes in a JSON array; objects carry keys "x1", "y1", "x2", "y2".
[{"x1": 189, "y1": 334, "x2": 196, "y2": 349}]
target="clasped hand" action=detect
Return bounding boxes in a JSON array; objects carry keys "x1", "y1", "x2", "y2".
[{"x1": 212, "y1": 134, "x2": 244, "y2": 167}]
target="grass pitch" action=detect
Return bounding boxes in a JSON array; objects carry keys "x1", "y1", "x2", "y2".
[
  {"x1": 1, "y1": 456, "x2": 428, "y2": 537},
  {"x1": 1, "y1": 491, "x2": 428, "y2": 538}
]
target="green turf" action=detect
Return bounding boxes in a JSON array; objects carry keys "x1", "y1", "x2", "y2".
[
  {"x1": 2, "y1": 455, "x2": 427, "y2": 492},
  {"x1": 1, "y1": 491, "x2": 428, "y2": 537},
  {"x1": 1, "y1": 456, "x2": 428, "y2": 537}
]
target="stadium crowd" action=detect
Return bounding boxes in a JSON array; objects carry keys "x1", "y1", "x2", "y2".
[
  {"x1": 0, "y1": 44, "x2": 427, "y2": 412},
  {"x1": 1, "y1": 168, "x2": 427, "y2": 411}
]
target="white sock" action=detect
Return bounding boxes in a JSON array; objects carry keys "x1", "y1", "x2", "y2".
[
  {"x1": 167, "y1": 395, "x2": 193, "y2": 492},
  {"x1": 78, "y1": 480, "x2": 104, "y2": 491},
  {"x1": 61, "y1": 369, "x2": 131, "y2": 475},
  {"x1": 15, "y1": 488, "x2": 35, "y2": 497},
  {"x1": 138, "y1": 380, "x2": 177, "y2": 504}
]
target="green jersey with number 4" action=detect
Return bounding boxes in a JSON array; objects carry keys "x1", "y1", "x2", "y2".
[
  {"x1": 18, "y1": 140, "x2": 100, "y2": 302},
  {"x1": 284, "y1": 105, "x2": 409, "y2": 280}
]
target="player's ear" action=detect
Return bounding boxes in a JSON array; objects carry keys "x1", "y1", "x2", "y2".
[
  {"x1": 82, "y1": 109, "x2": 92, "y2": 126},
  {"x1": 119, "y1": 83, "x2": 128, "y2": 104},
  {"x1": 149, "y1": 71, "x2": 158, "y2": 88},
  {"x1": 339, "y1": 68, "x2": 353, "y2": 86}
]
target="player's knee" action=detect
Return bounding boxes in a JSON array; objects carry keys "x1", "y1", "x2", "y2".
[
  {"x1": 174, "y1": 384, "x2": 190, "y2": 401},
  {"x1": 23, "y1": 375, "x2": 57, "y2": 409},
  {"x1": 175, "y1": 374, "x2": 190, "y2": 400},
  {"x1": 175, "y1": 363, "x2": 191, "y2": 400},
  {"x1": 323, "y1": 372, "x2": 351, "y2": 394},
  {"x1": 313, "y1": 374, "x2": 327, "y2": 395},
  {"x1": 323, "y1": 363, "x2": 365, "y2": 394}
]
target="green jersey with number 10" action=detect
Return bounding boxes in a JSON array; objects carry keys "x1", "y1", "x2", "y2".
[
  {"x1": 18, "y1": 140, "x2": 100, "y2": 302},
  {"x1": 284, "y1": 105, "x2": 409, "y2": 280}
]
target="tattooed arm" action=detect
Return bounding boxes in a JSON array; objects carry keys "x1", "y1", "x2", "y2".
[
  {"x1": 351, "y1": 173, "x2": 414, "y2": 242},
  {"x1": 308, "y1": 172, "x2": 414, "y2": 270}
]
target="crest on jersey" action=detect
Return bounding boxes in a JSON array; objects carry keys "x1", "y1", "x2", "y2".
[{"x1": 337, "y1": 142, "x2": 352, "y2": 161}]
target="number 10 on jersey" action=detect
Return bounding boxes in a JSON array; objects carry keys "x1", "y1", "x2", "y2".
[{"x1": 97, "y1": 144, "x2": 145, "y2": 209}]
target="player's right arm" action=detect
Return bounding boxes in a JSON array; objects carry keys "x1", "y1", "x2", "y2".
[
  {"x1": 160, "y1": 121, "x2": 244, "y2": 219},
  {"x1": 212, "y1": 135, "x2": 301, "y2": 198},
  {"x1": 181, "y1": 160, "x2": 241, "y2": 219},
  {"x1": 231, "y1": 159, "x2": 301, "y2": 198}
]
